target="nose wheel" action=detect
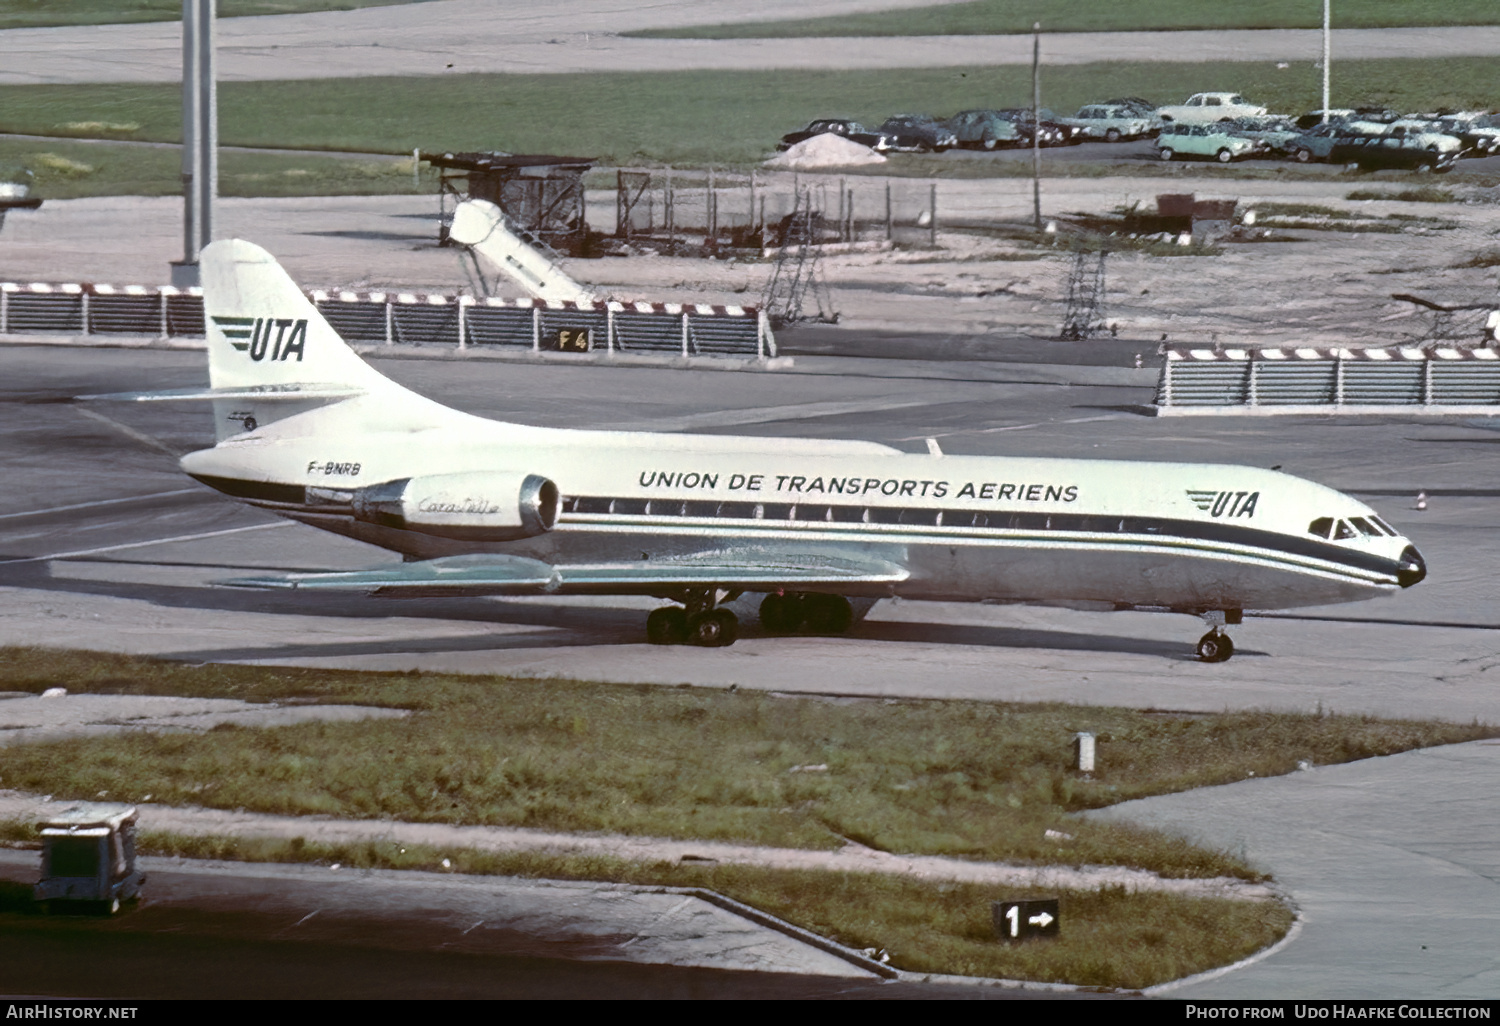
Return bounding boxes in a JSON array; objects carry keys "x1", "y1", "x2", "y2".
[{"x1": 1196, "y1": 629, "x2": 1234, "y2": 663}]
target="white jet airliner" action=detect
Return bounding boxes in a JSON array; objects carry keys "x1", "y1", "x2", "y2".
[{"x1": 102, "y1": 240, "x2": 1426, "y2": 661}]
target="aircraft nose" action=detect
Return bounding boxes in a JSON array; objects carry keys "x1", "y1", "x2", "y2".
[{"x1": 1398, "y1": 545, "x2": 1426, "y2": 588}]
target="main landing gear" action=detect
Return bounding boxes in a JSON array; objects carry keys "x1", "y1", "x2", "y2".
[
  {"x1": 759, "y1": 592, "x2": 854, "y2": 636},
  {"x1": 1195, "y1": 610, "x2": 1241, "y2": 663},
  {"x1": 644, "y1": 590, "x2": 857, "y2": 647},
  {"x1": 647, "y1": 589, "x2": 739, "y2": 647}
]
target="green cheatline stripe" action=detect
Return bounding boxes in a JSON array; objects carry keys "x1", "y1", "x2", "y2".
[{"x1": 560, "y1": 516, "x2": 1396, "y2": 586}]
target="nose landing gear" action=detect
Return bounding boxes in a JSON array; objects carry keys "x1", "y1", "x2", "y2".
[
  {"x1": 1196, "y1": 629, "x2": 1234, "y2": 663},
  {"x1": 1195, "y1": 610, "x2": 1241, "y2": 663}
]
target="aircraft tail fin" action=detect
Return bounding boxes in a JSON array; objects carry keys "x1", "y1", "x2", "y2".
[
  {"x1": 199, "y1": 239, "x2": 420, "y2": 441},
  {"x1": 202, "y1": 239, "x2": 389, "y2": 394}
]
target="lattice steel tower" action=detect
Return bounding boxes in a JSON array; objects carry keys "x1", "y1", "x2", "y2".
[
  {"x1": 762, "y1": 187, "x2": 837, "y2": 328},
  {"x1": 1060, "y1": 249, "x2": 1107, "y2": 340}
]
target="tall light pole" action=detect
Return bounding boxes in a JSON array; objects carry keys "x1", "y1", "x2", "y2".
[
  {"x1": 1321, "y1": 0, "x2": 1331, "y2": 124},
  {"x1": 1031, "y1": 21, "x2": 1042, "y2": 230},
  {"x1": 173, "y1": 0, "x2": 216, "y2": 287}
]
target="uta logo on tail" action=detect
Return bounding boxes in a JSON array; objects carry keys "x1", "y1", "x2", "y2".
[{"x1": 213, "y1": 316, "x2": 308, "y2": 362}]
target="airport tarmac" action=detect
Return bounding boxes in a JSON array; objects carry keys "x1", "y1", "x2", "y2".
[
  {"x1": 4, "y1": 0, "x2": 1500, "y2": 84},
  {"x1": 3, "y1": 340, "x2": 1499, "y2": 997},
  {"x1": 2, "y1": 342, "x2": 1497, "y2": 722},
  {"x1": 1092, "y1": 740, "x2": 1500, "y2": 1000},
  {"x1": 4, "y1": 284, "x2": 1500, "y2": 998},
  {"x1": 3, "y1": 849, "x2": 1057, "y2": 999}
]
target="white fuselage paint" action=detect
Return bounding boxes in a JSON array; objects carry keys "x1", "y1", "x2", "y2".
[{"x1": 181, "y1": 393, "x2": 1418, "y2": 613}]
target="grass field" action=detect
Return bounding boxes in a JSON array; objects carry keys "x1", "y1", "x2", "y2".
[
  {"x1": 0, "y1": 138, "x2": 430, "y2": 198},
  {"x1": 2, "y1": 647, "x2": 1493, "y2": 875},
  {"x1": 632, "y1": 0, "x2": 1500, "y2": 39},
  {"x1": 2, "y1": 647, "x2": 1486, "y2": 985},
  {"x1": 1, "y1": 58, "x2": 1495, "y2": 173},
  {"x1": 0, "y1": 0, "x2": 428, "y2": 31}
]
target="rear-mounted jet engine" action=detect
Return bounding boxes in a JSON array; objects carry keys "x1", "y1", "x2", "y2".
[{"x1": 352, "y1": 471, "x2": 559, "y2": 541}]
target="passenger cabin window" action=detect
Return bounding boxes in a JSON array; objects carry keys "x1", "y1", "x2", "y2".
[{"x1": 1308, "y1": 517, "x2": 1334, "y2": 539}]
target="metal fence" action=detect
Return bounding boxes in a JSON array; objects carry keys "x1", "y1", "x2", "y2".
[
  {"x1": 611, "y1": 169, "x2": 939, "y2": 253},
  {"x1": 1156, "y1": 345, "x2": 1500, "y2": 414},
  {"x1": 0, "y1": 282, "x2": 773, "y2": 359}
]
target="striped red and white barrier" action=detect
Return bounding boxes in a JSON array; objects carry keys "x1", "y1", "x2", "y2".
[
  {"x1": 307, "y1": 290, "x2": 757, "y2": 318},
  {"x1": 0, "y1": 282, "x2": 757, "y2": 318},
  {"x1": 0, "y1": 282, "x2": 202, "y2": 297},
  {"x1": 1167, "y1": 345, "x2": 1500, "y2": 362}
]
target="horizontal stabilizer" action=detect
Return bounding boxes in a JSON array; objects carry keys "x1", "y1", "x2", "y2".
[
  {"x1": 78, "y1": 384, "x2": 366, "y2": 403},
  {"x1": 218, "y1": 550, "x2": 908, "y2": 596}
]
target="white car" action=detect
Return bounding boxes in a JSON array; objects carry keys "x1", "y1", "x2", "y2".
[
  {"x1": 1155, "y1": 93, "x2": 1267, "y2": 125},
  {"x1": 1430, "y1": 113, "x2": 1500, "y2": 154},
  {"x1": 1349, "y1": 119, "x2": 1464, "y2": 154},
  {"x1": 1063, "y1": 104, "x2": 1156, "y2": 141}
]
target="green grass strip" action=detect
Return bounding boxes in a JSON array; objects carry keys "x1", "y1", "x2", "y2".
[
  {"x1": 631, "y1": 0, "x2": 1500, "y2": 39},
  {"x1": 0, "y1": 1, "x2": 431, "y2": 31},
  {"x1": 1, "y1": 58, "x2": 1497, "y2": 172},
  {"x1": 0, "y1": 138, "x2": 432, "y2": 199},
  {"x1": 1, "y1": 647, "x2": 1493, "y2": 883}
]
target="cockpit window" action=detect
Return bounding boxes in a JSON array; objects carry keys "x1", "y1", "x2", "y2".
[
  {"x1": 1333, "y1": 520, "x2": 1357, "y2": 540},
  {"x1": 1370, "y1": 515, "x2": 1398, "y2": 536},
  {"x1": 1348, "y1": 517, "x2": 1381, "y2": 537},
  {"x1": 1308, "y1": 517, "x2": 1334, "y2": 539}
]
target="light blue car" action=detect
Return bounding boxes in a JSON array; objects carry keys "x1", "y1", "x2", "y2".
[{"x1": 1157, "y1": 123, "x2": 1262, "y2": 162}]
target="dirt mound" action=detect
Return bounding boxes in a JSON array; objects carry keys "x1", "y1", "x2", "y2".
[{"x1": 765, "y1": 134, "x2": 886, "y2": 169}]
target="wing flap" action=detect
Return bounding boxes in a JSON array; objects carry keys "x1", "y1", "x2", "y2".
[
  {"x1": 219, "y1": 550, "x2": 908, "y2": 595},
  {"x1": 222, "y1": 554, "x2": 559, "y2": 594}
]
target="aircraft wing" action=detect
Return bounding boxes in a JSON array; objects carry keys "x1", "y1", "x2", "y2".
[{"x1": 220, "y1": 550, "x2": 908, "y2": 596}]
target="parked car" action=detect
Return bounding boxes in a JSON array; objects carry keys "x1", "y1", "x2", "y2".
[
  {"x1": 1287, "y1": 123, "x2": 1344, "y2": 162},
  {"x1": 1065, "y1": 104, "x2": 1156, "y2": 142},
  {"x1": 778, "y1": 119, "x2": 891, "y2": 152},
  {"x1": 991, "y1": 109, "x2": 1074, "y2": 146},
  {"x1": 1428, "y1": 112, "x2": 1500, "y2": 155},
  {"x1": 1156, "y1": 122, "x2": 1262, "y2": 162},
  {"x1": 1155, "y1": 93, "x2": 1267, "y2": 124},
  {"x1": 876, "y1": 114, "x2": 958, "y2": 152},
  {"x1": 1223, "y1": 116, "x2": 1301, "y2": 155},
  {"x1": 1329, "y1": 134, "x2": 1458, "y2": 173},
  {"x1": 1343, "y1": 119, "x2": 1464, "y2": 156},
  {"x1": 1104, "y1": 97, "x2": 1159, "y2": 119},
  {"x1": 1294, "y1": 109, "x2": 1356, "y2": 130},
  {"x1": 943, "y1": 110, "x2": 1021, "y2": 149}
]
